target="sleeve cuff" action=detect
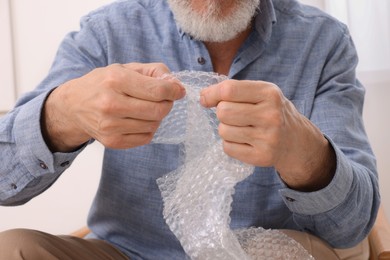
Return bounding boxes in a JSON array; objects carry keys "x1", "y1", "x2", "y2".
[
  {"x1": 278, "y1": 135, "x2": 354, "y2": 215},
  {"x1": 13, "y1": 91, "x2": 84, "y2": 178}
]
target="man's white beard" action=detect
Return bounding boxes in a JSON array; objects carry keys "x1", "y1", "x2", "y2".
[{"x1": 167, "y1": 0, "x2": 260, "y2": 42}]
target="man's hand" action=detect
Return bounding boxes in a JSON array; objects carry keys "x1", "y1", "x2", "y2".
[
  {"x1": 41, "y1": 63, "x2": 185, "y2": 152},
  {"x1": 200, "y1": 80, "x2": 336, "y2": 191}
]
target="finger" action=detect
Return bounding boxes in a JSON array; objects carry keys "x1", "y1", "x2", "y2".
[
  {"x1": 113, "y1": 95, "x2": 175, "y2": 121},
  {"x1": 94, "y1": 117, "x2": 161, "y2": 136},
  {"x1": 222, "y1": 141, "x2": 274, "y2": 167},
  {"x1": 222, "y1": 141, "x2": 257, "y2": 165},
  {"x1": 216, "y1": 101, "x2": 267, "y2": 127},
  {"x1": 218, "y1": 123, "x2": 257, "y2": 145},
  {"x1": 122, "y1": 62, "x2": 171, "y2": 78},
  {"x1": 200, "y1": 80, "x2": 280, "y2": 107},
  {"x1": 107, "y1": 63, "x2": 185, "y2": 102},
  {"x1": 123, "y1": 62, "x2": 186, "y2": 99},
  {"x1": 219, "y1": 123, "x2": 281, "y2": 167},
  {"x1": 219, "y1": 122, "x2": 281, "y2": 149},
  {"x1": 126, "y1": 73, "x2": 186, "y2": 102}
]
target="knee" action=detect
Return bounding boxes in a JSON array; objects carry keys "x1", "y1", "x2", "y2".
[
  {"x1": 281, "y1": 229, "x2": 340, "y2": 260},
  {"x1": 0, "y1": 228, "x2": 47, "y2": 259}
]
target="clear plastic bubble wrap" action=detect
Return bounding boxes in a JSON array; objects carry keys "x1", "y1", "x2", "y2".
[{"x1": 155, "y1": 71, "x2": 314, "y2": 260}]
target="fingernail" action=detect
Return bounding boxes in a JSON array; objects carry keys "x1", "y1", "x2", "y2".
[
  {"x1": 178, "y1": 84, "x2": 186, "y2": 98},
  {"x1": 200, "y1": 94, "x2": 206, "y2": 106}
]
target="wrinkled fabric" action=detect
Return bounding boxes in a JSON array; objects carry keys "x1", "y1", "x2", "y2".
[{"x1": 0, "y1": 0, "x2": 379, "y2": 259}]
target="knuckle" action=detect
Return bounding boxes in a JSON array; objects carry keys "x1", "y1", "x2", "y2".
[
  {"x1": 138, "y1": 133, "x2": 154, "y2": 145},
  {"x1": 158, "y1": 85, "x2": 171, "y2": 99},
  {"x1": 152, "y1": 101, "x2": 172, "y2": 120},
  {"x1": 218, "y1": 123, "x2": 227, "y2": 138},
  {"x1": 149, "y1": 83, "x2": 166, "y2": 100},
  {"x1": 152, "y1": 62, "x2": 169, "y2": 72},
  {"x1": 145, "y1": 133, "x2": 154, "y2": 143},
  {"x1": 107, "y1": 63, "x2": 122, "y2": 70},
  {"x1": 265, "y1": 109, "x2": 284, "y2": 128},
  {"x1": 219, "y1": 81, "x2": 236, "y2": 100},
  {"x1": 105, "y1": 65, "x2": 120, "y2": 78},
  {"x1": 98, "y1": 94, "x2": 116, "y2": 115},
  {"x1": 143, "y1": 121, "x2": 160, "y2": 134},
  {"x1": 264, "y1": 83, "x2": 283, "y2": 101},
  {"x1": 102, "y1": 65, "x2": 124, "y2": 87},
  {"x1": 149, "y1": 121, "x2": 161, "y2": 132},
  {"x1": 150, "y1": 81, "x2": 182, "y2": 101},
  {"x1": 99, "y1": 135, "x2": 121, "y2": 149},
  {"x1": 222, "y1": 141, "x2": 233, "y2": 156},
  {"x1": 216, "y1": 102, "x2": 229, "y2": 121}
]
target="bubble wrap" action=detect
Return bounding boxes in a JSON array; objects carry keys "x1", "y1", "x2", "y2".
[{"x1": 155, "y1": 71, "x2": 314, "y2": 260}]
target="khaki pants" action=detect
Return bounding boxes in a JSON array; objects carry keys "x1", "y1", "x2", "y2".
[
  {"x1": 0, "y1": 228, "x2": 368, "y2": 260},
  {"x1": 0, "y1": 229, "x2": 128, "y2": 260},
  {"x1": 282, "y1": 230, "x2": 369, "y2": 260}
]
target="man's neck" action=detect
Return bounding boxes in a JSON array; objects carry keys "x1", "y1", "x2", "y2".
[{"x1": 204, "y1": 26, "x2": 252, "y2": 75}]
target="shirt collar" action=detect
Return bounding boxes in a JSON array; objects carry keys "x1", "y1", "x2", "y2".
[{"x1": 254, "y1": 0, "x2": 277, "y2": 44}]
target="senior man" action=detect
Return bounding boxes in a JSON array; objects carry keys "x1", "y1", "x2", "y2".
[{"x1": 0, "y1": 0, "x2": 379, "y2": 259}]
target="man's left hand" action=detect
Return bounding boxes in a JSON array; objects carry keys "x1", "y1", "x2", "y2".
[{"x1": 200, "y1": 79, "x2": 336, "y2": 191}]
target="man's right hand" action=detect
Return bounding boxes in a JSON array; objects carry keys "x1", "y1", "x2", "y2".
[{"x1": 41, "y1": 63, "x2": 185, "y2": 152}]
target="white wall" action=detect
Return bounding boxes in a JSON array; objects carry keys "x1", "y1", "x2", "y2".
[
  {"x1": 11, "y1": 0, "x2": 113, "y2": 96},
  {"x1": 360, "y1": 73, "x2": 390, "y2": 218},
  {"x1": 0, "y1": 0, "x2": 389, "y2": 235},
  {"x1": 0, "y1": 0, "x2": 15, "y2": 112}
]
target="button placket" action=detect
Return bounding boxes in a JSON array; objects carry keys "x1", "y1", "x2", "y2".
[{"x1": 183, "y1": 34, "x2": 212, "y2": 71}]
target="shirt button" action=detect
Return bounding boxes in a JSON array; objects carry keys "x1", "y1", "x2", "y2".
[
  {"x1": 60, "y1": 161, "x2": 70, "y2": 167},
  {"x1": 11, "y1": 183, "x2": 17, "y2": 190},
  {"x1": 285, "y1": 196, "x2": 296, "y2": 202},
  {"x1": 39, "y1": 162, "x2": 48, "y2": 170},
  {"x1": 197, "y1": 57, "x2": 206, "y2": 65}
]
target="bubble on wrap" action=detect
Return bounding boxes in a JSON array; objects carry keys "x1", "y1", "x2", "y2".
[
  {"x1": 235, "y1": 227, "x2": 315, "y2": 260},
  {"x1": 152, "y1": 71, "x2": 224, "y2": 145},
  {"x1": 155, "y1": 71, "x2": 314, "y2": 260}
]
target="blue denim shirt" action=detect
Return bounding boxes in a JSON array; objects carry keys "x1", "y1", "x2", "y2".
[{"x1": 0, "y1": 0, "x2": 379, "y2": 259}]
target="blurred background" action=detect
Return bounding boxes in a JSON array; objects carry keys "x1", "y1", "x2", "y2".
[{"x1": 0, "y1": 0, "x2": 389, "y2": 234}]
